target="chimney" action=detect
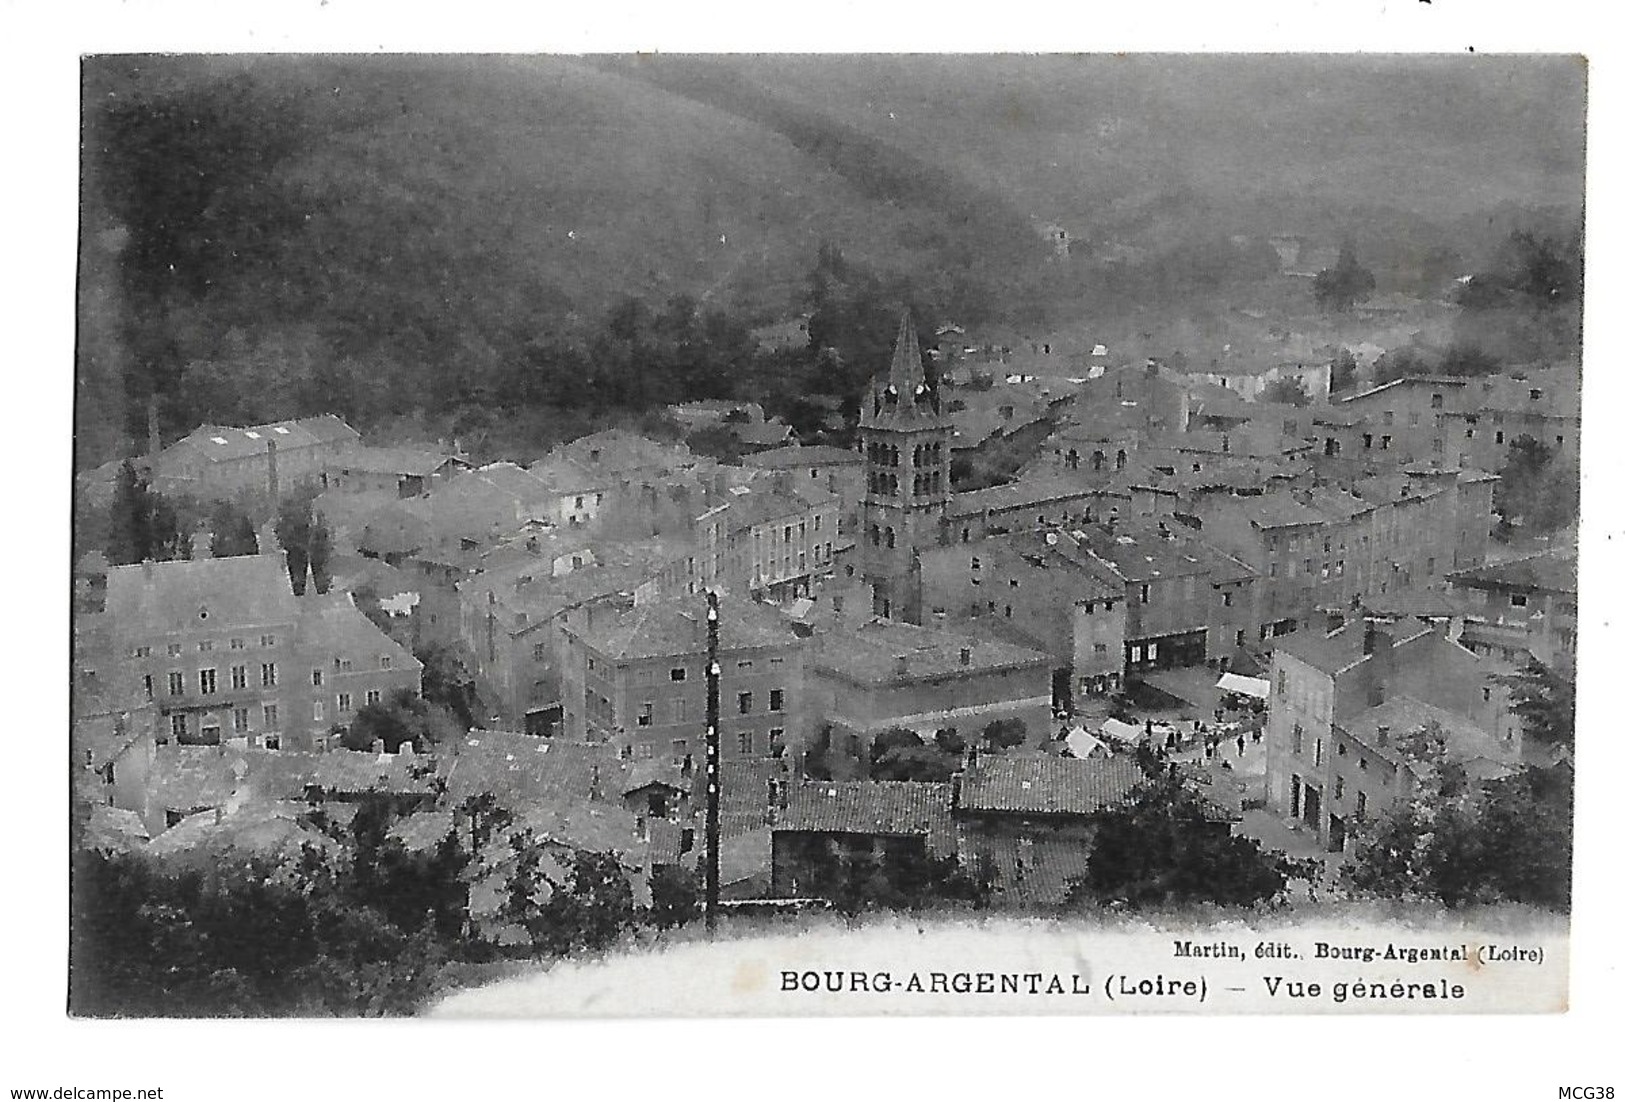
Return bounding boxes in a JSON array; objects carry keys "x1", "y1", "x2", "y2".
[
  {"x1": 959, "y1": 646, "x2": 972, "y2": 667},
  {"x1": 1363, "y1": 621, "x2": 1393, "y2": 707},
  {"x1": 371, "y1": 738, "x2": 385, "y2": 754},
  {"x1": 267, "y1": 439, "x2": 280, "y2": 501},
  {"x1": 399, "y1": 740, "x2": 414, "y2": 757},
  {"x1": 1376, "y1": 725, "x2": 1390, "y2": 747}
]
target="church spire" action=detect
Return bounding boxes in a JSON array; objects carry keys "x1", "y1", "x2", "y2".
[
  {"x1": 862, "y1": 309, "x2": 946, "y2": 428},
  {"x1": 888, "y1": 311, "x2": 927, "y2": 395}
]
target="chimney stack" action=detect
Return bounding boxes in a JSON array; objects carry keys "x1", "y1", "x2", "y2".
[
  {"x1": 1363, "y1": 620, "x2": 1393, "y2": 707},
  {"x1": 960, "y1": 646, "x2": 973, "y2": 666}
]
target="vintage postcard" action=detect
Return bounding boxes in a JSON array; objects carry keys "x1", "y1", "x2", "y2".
[{"x1": 63, "y1": 49, "x2": 1584, "y2": 1035}]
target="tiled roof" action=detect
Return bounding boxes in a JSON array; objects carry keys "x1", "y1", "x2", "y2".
[
  {"x1": 440, "y1": 730, "x2": 628, "y2": 808},
  {"x1": 1339, "y1": 695, "x2": 1517, "y2": 775},
  {"x1": 84, "y1": 805, "x2": 151, "y2": 853},
  {"x1": 1448, "y1": 550, "x2": 1577, "y2": 595},
  {"x1": 948, "y1": 476, "x2": 1099, "y2": 517},
  {"x1": 171, "y1": 415, "x2": 359, "y2": 462},
  {"x1": 778, "y1": 779, "x2": 956, "y2": 854},
  {"x1": 329, "y1": 445, "x2": 459, "y2": 477},
  {"x1": 810, "y1": 618, "x2": 1048, "y2": 684},
  {"x1": 743, "y1": 445, "x2": 863, "y2": 470},
  {"x1": 956, "y1": 755, "x2": 1144, "y2": 816},
  {"x1": 104, "y1": 555, "x2": 299, "y2": 640},
  {"x1": 1068, "y1": 522, "x2": 1258, "y2": 585},
  {"x1": 294, "y1": 592, "x2": 421, "y2": 675},
  {"x1": 577, "y1": 593, "x2": 800, "y2": 662}
]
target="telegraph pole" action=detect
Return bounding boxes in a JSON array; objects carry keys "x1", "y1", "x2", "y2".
[{"x1": 704, "y1": 590, "x2": 721, "y2": 933}]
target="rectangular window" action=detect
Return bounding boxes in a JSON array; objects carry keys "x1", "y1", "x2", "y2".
[
  {"x1": 312, "y1": 668, "x2": 324, "y2": 687},
  {"x1": 168, "y1": 643, "x2": 182, "y2": 657},
  {"x1": 769, "y1": 728, "x2": 785, "y2": 754},
  {"x1": 142, "y1": 674, "x2": 153, "y2": 699},
  {"x1": 168, "y1": 671, "x2": 184, "y2": 696},
  {"x1": 366, "y1": 689, "x2": 381, "y2": 706},
  {"x1": 737, "y1": 731, "x2": 754, "y2": 756},
  {"x1": 313, "y1": 701, "x2": 325, "y2": 723},
  {"x1": 671, "y1": 739, "x2": 688, "y2": 765},
  {"x1": 170, "y1": 713, "x2": 188, "y2": 741},
  {"x1": 262, "y1": 704, "x2": 279, "y2": 728},
  {"x1": 769, "y1": 688, "x2": 785, "y2": 712},
  {"x1": 230, "y1": 638, "x2": 245, "y2": 650},
  {"x1": 638, "y1": 702, "x2": 653, "y2": 727},
  {"x1": 1292, "y1": 723, "x2": 1303, "y2": 755},
  {"x1": 1222, "y1": 591, "x2": 1233, "y2": 607},
  {"x1": 233, "y1": 707, "x2": 249, "y2": 734},
  {"x1": 1335, "y1": 775, "x2": 1345, "y2": 799},
  {"x1": 198, "y1": 668, "x2": 216, "y2": 695},
  {"x1": 738, "y1": 692, "x2": 753, "y2": 715},
  {"x1": 260, "y1": 634, "x2": 276, "y2": 647},
  {"x1": 381, "y1": 656, "x2": 392, "y2": 670},
  {"x1": 198, "y1": 640, "x2": 213, "y2": 653},
  {"x1": 231, "y1": 665, "x2": 247, "y2": 690},
  {"x1": 1315, "y1": 739, "x2": 1325, "y2": 768},
  {"x1": 737, "y1": 660, "x2": 754, "y2": 671},
  {"x1": 1139, "y1": 584, "x2": 1150, "y2": 603},
  {"x1": 670, "y1": 667, "x2": 687, "y2": 682},
  {"x1": 261, "y1": 663, "x2": 278, "y2": 688}
]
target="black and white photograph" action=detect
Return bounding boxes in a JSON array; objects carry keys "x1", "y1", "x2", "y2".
[{"x1": 10, "y1": 0, "x2": 1621, "y2": 1095}]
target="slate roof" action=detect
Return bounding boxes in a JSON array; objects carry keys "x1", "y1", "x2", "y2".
[
  {"x1": 104, "y1": 555, "x2": 299, "y2": 639},
  {"x1": 956, "y1": 755, "x2": 1144, "y2": 817},
  {"x1": 777, "y1": 779, "x2": 956, "y2": 855},
  {"x1": 1448, "y1": 551, "x2": 1577, "y2": 595}
]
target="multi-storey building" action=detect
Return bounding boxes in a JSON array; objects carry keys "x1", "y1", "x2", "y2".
[
  {"x1": 741, "y1": 445, "x2": 865, "y2": 535},
  {"x1": 1447, "y1": 550, "x2": 1578, "y2": 672},
  {"x1": 918, "y1": 529, "x2": 1128, "y2": 703},
  {"x1": 1265, "y1": 615, "x2": 1523, "y2": 852},
  {"x1": 696, "y1": 483, "x2": 840, "y2": 601},
  {"x1": 805, "y1": 618, "x2": 1052, "y2": 756},
  {"x1": 558, "y1": 592, "x2": 807, "y2": 765},
  {"x1": 97, "y1": 555, "x2": 421, "y2": 753},
  {"x1": 151, "y1": 414, "x2": 360, "y2": 502}
]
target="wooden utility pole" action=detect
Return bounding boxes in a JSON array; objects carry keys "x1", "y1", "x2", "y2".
[{"x1": 704, "y1": 590, "x2": 722, "y2": 933}]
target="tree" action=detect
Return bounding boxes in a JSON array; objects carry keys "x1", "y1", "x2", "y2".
[
  {"x1": 869, "y1": 727, "x2": 959, "y2": 782},
  {"x1": 341, "y1": 689, "x2": 451, "y2": 753},
  {"x1": 1494, "y1": 659, "x2": 1576, "y2": 751},
  {"x1": 1494, "y1": 436, "x2": 1576, "y2": 534},
  {"x1": 1343, "y1": 723, "x2": 1572, "y2": 910},
  {"x1": 1261, "y1": 376, "x2": 1310, "y2": 407},
  {"x1": 648, "y1": 865, "x2": 701, "y2": 930},
  {"x1": 982, "y1": 717, "x2": 1029, "y2": 751},
  {"x1": 274, "y1": 490, "x2": 334, "y2": 595},
  {"x1": 1072, "y1": 753, "x2": 1316, "y2": 907},
  {"x1": 1313, "y1": 239, "x2": 1377, "y2": 312},
  {"x1": 208, "y1": 500, "x2": 259, "y2": 558},
  {"x1": 1330, "y1": 348, "x2": 1358, "y2": 393},
  {"x1": 416, "y1": 641, "x2": 478, "y2": 731},
  {"x1": 108, "y1": 461, "x2": 192, "y2": 564}
]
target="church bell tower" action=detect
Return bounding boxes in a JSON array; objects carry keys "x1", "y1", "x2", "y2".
[{"x1": 858, "y1": 312, "x2": 952, "y2": 622}]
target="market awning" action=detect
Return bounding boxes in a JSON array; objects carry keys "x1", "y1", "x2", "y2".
[{"x1": 1217, "y1": 672, "x2": 1270, "y2": 700}]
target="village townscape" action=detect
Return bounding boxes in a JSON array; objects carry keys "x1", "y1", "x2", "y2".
[{"x1": 67, "y1": 55, "x2": 1581, "y2": 1017}]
